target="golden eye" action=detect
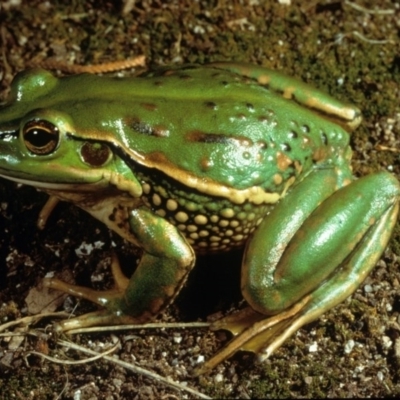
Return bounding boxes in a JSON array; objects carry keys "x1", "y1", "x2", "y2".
[{"x1": 23, "y1": 120, "x2": 59, "y2": 155}]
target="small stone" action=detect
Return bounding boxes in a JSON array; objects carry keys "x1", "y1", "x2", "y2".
[
  {"x1": 394, "y1": 337, "x2": 400, "y2": 358},
  {"x1": 382, "y1": 335, "x2": 392, "y2": 349},
  {"x1": 304, "y1": 376, "x2": 313, "y2": 385},
  {"x1": 364, "y1": 284, "x2": 373, "y2": 293},
  {"x1": 308, "y1": 341, "x2": 318, "y2": 353},
  {"x1": 344, "y1": 339, "x2": 355, "y2": 354}
]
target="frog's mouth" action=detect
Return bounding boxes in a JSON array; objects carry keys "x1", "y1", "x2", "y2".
[
  {"x1": 0, "y1": 170, "x2": 141, "y2": 220},
  {"x1": 0, "y1": 172, "x2": 109, "y2": 193},
  {"x1": 0, "y1": 150, "x2": 143, "y2": 201}
]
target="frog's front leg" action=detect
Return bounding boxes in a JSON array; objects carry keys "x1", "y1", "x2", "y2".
[
  {"x1": 44, "y1": 206, "x2": 195, "y2": 331},
  {"x1": 197, "y1": 170, "x2": 400, "y2": 374}
]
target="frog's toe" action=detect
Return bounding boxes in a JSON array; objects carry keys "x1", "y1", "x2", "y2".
[
  {"x1": 210, "y1": 307, "x2": 265, "y2": 336},
  {"x1": 43, "y1": 276, "x2": 138, "y2": 331},
  {"x1": 43, "y1": 276, "x2": 126, "y2": 308},
  {"x1": 43, "y1": 252, "x2": 138, "y2": 331},
  {"x1": 45, "y1": 252, "x2": 129, "y2": 304},
  {"x1": 195, "y1": 297, "x2": 309, "y2": 376},
  {"x1": 52, "y1": 309, "x2": 141, "y2": 332}
]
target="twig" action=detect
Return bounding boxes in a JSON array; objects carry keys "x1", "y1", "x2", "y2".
[
  {"x1": 0, "y1": 312, "x2": 70, "y2": 333},
  {"x1": 344, "y1": 1, "x2": 395, "y2": 15},
  {"x1": 26, "y1": 341, "x2": 120, "y2": 365},
  {"x1": 66, "y1": 321, "x2": 210, "y2": 335}
]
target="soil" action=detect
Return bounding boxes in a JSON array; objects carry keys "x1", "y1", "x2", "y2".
[{"x1": 1, "y1": 0, "x2": 400, "y2": 398}]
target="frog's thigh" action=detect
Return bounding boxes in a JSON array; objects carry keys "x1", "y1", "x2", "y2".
[
  {"x1": 124, "y1": 207, "x2": 195, "y2": 319},
  {"x1": 243, "y1": 171, "x2": 400, "y2": 316}
]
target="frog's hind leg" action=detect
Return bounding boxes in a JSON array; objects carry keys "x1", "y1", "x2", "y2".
[
  {"x1": 195, "y1": 171, "x2": 400, "y2": 375},
  {"x1": 255, "y1": 197, "x2": 399, "y2": 363}
]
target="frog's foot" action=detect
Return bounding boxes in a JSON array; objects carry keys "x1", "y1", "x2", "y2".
[
  {"x1": 44, "y1": 206, "x2": 195, "y2": 332},
  {"x1": 43, "y1": 253, "x2": 135, "y2": 331},
  {"x1": 194, "y1": 296, "x2": 309, "y2": 376}
]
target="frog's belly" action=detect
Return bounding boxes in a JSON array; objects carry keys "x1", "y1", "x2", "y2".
[{"x1": 140, "y1": 175, "x2": 271, "y2": 252}]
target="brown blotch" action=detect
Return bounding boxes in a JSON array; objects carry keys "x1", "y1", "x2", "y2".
[
  {"x1": 140, "y1": 102, "x2": 157, "y2": 111},
  {"x1": 200, "y1": 157, "x2": 212, "y2": 171},
  {"x1": 152, "y1": 125, "x2": 170, "y2": 137},
  {"x1": 187, "y1": 130, "x2": 231, "y2": 144},
  {"x1": 129, "y1": 118, "x2": 169, "y2": 137},
  {"x1": 312, "y1": 148, "x2": 328, "y2": 162},
  {"x1": 186, "y1": 132, "x2": 255, "y2": 147},
  {"x1": 276, "y1": 151, "x2": 293, "y2": 170},
  {"x1": 145, "y1": 151, "x2": 169, "y2": 164}
]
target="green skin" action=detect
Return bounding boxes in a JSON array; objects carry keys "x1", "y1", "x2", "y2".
[{"x1": 0, "y1": 63, "x2": 399, "y2": 373}]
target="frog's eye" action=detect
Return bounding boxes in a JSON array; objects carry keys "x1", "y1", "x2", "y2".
[{"x1": 23, "y1": 120, "x2": 59, "y2": 155}]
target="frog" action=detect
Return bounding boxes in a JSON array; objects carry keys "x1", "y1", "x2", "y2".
[{"x1": 0, "y1": 62, "x2": 399, "y2": 375}]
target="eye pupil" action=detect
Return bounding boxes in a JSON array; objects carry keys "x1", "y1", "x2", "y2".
[
  {"x1": 23, "y1": 120, "x2": 59, "y2": 155},
  {"x1": 25, "y1": 127, "x2": 55, "y2": 147}
]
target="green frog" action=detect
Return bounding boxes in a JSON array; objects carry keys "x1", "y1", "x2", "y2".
[{"x1": 0, "y1": 63, "x2": 398, "y2": 374}]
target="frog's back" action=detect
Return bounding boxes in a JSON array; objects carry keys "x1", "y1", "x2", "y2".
[
  {"x1": 107, "y1": 66, "x2": 352, "y2": 195},
  {"x1": 2, "y1": 65, "x2": 352, "y2": 199}
]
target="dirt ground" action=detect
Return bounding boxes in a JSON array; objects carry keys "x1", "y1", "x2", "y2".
[{"x1": 1, "y1": 0, "x2": 400, "y2": 398}]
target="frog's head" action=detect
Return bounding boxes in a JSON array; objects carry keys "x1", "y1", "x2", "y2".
[{"x1": 0, "y1": 69, "x2": 142, "y2": 198}]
